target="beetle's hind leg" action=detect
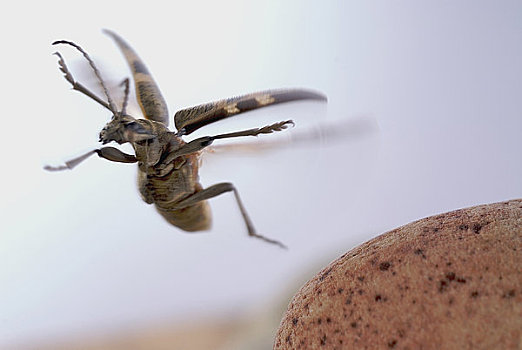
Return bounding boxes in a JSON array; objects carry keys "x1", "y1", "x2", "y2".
[{"x1": 172, "y1": 183, "x2": 287, "y2": 249}]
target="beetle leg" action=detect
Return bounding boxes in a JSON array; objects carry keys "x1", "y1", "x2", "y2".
[
  {"x1": 44, "y1": 147, "x2": 137, "y2": 171},
  {"x1": 162, "y1": 120, "x2": 295, "y2": 167},
  {"x1": 171, "y1": 183, "x2": 286, "y2": 248},
  {"x1": 210, "y1": 120, "x2": 294, "y2": 140},
  {"x1": 209, "y1": 117, "x2": 379, "y2": 154},
  {"x1": 95, "y1": 147, "x2": 137, "y2": 163}
]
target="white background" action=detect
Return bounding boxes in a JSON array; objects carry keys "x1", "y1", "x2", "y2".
[{"x1": 1, "y1": 0, "x2": 521, "y2": 346}]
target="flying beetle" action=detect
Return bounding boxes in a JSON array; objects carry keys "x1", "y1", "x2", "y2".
[{"x1": 45, "y1": 30, "x2": 327, "y2": 248}]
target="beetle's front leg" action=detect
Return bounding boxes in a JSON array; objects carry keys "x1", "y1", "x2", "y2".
[
  {"x1": 158, "y1": 120, "x2": 294, "y2": 174},
  {"x1": 44, "y1": 147, "x2": 137, "y2": 171},
  {"x1": 170, "y1": 182, "x2": 286, "y2": 248}
]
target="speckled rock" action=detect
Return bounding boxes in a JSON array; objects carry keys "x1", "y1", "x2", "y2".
[{"x1": 275, "y1": 199, "x2": 521, "y2": 350}]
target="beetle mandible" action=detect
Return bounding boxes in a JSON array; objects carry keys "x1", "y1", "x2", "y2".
[{"x1": 45, "y1": 30, "x2": 327, "y2": 248}]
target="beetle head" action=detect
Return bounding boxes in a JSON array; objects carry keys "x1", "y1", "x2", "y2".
[{"x1": 99, "y1": 114, "x2": 155, "y2": 145}]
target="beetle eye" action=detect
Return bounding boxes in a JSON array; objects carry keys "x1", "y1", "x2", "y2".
[{"x1": 125, "y1": 121, "x2": 144, "y2": 132}]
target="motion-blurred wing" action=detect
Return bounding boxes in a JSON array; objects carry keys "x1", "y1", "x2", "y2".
[
  {"x1": 174, "y1": 89, "x2": 326, "y2": 135},
  {"x1": 104, "y1": 29, "x2": 170, "y2": 126}
]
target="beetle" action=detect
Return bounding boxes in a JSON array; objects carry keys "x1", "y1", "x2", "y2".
[{"x1": 45, "y1": 30, "x2": 327, "y2": 248}]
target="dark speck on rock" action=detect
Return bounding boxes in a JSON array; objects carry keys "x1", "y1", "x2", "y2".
[
  {"x1": 379, "y1": 262, "x2": 391, "y2": 271},
  {"x1": 472, "y1": 223, "x2": 486, "y2": 234},
  {"x1": 445, "y1": 272, "x2": 456, "y2": 281}
]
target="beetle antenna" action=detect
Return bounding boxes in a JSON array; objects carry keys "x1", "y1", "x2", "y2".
[
  {"x1": 53, "y1": 51, "x2": 112, "y2": 111},
  {"x1": 53, "y1": 40, "x2": 118, "y2": 114},
  {"x1": 120, "y1": 78, "x2": 130, "y2": 115}
]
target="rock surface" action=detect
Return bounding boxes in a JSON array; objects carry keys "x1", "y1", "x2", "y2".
[{"x1": 275, "y1": 199, "x2": 521, "y2": 349}]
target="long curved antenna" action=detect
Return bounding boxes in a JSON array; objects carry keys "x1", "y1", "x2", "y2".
[
  {"x1": 53, "y1": 51, "x2": 112, "y2": 111},
  {"x1": 53, "y1": 40, "x2": 118, "y2": 114},
  {"x1": 120, "y1": 78, "x2": 130, "y2": 115}
]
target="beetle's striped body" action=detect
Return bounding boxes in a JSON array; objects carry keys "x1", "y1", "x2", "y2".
[{"x1": 46, "y1": 30, "x2": 327, "y2": 247}]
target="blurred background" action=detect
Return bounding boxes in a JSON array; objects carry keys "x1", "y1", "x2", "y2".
[{"x1": 1, "y1": 1, "x2": 521, "y2": 349}]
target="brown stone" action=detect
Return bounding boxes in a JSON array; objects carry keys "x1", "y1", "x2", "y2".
[{"x1": 275, "y1": 199, "x2": 522, "y2": 349}]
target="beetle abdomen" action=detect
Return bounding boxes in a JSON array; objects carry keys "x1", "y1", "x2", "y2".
[
  {"x1": 155, "y1": 200, "x2": 211, "y2": 232},
  {"x1": 138, "y1": 152, "x2": 212, "y2": 232}
]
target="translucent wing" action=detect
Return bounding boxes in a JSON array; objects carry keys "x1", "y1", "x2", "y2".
[
  {"x1": 174, "y1": 89, "x2": 327, "y2": 135},
  {"x1": 104, "y1": 29, "x2": 170, "y2": 126}
]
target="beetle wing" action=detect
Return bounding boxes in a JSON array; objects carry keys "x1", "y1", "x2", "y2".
[
  {"x1": 174, "y1": 89, "x2": 326, "y2": 135},
  {"x1": 104, "y1": 30, "x2": 170, "y2": 126}
]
